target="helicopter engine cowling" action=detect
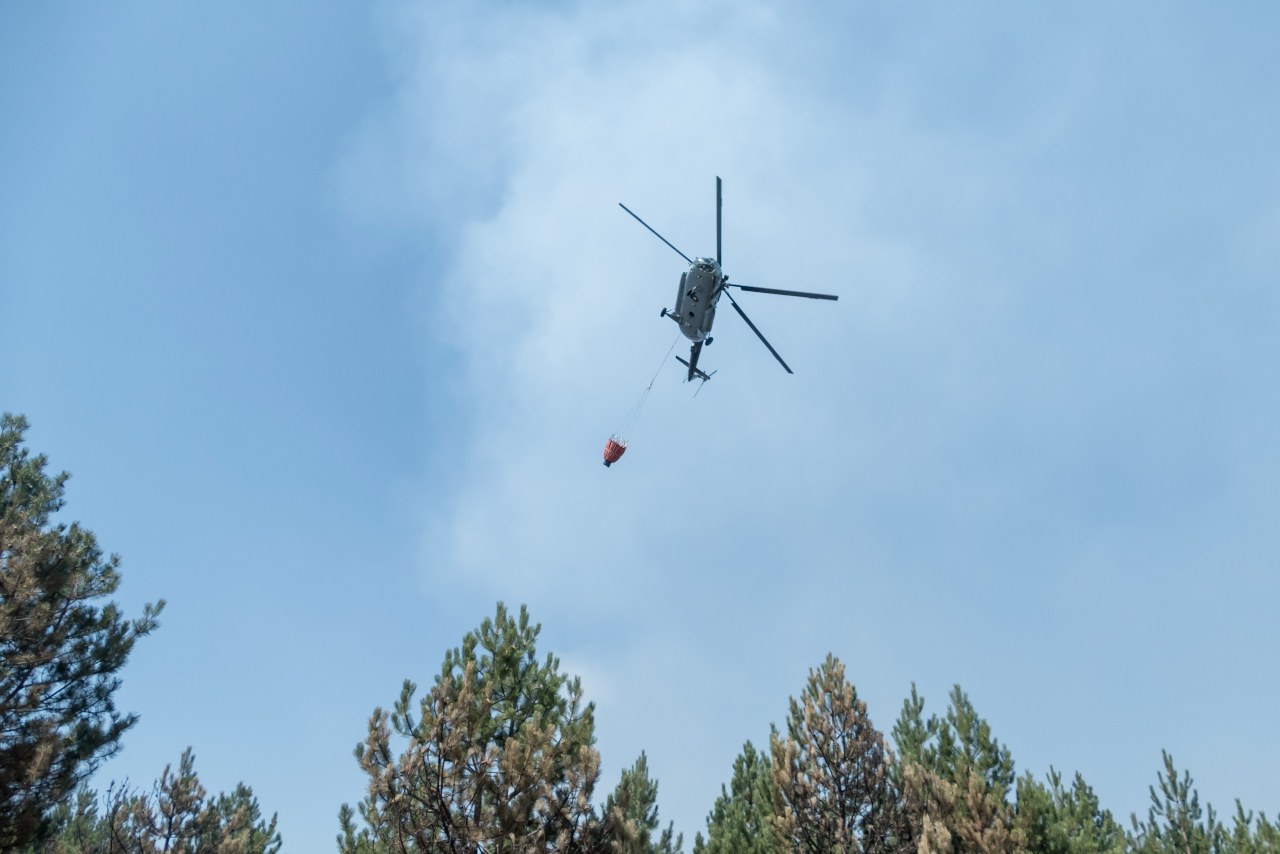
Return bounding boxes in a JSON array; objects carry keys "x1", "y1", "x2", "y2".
[{"x1": 671, "y1": 258, "x2": 722, "y2": 343}]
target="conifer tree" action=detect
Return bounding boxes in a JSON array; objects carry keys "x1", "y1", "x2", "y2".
[
  {"x1": 602, "y1": 752, "x2": 682, "y2": 854},
  {"x1": 769, "y1": 655, "x2": 910, "y2": 854},
  {"x1": 694, "y1": 740, "x2": 778, "y2": 854},
  {"x1": 890, "y1": 685, "x2": 929, "y2": 789},
  {"x1": 20, "y1": 788, "x2": 109, "y2": 853},
  {"x1": 102, "y1": 747, "x2": 281, "y2": 853},
  {"x1": 336, "y1": 804, "x2": 388, "y2": 854},
  {"x1": 341, "y1": 602, "x2": 610, "y2": 852},
  {"x1": 892, "y1": 684, "x2": 1019, "y2": 854},
  {"x1": 1014, "y1": 768, "x2": 1125, "y2": 854},
  {"x1": 1130, "y1": 751, "x2": 1222, "y2": 854},
  {"x1": 925, "y1": 686, "x2": 1014, "y2": 798},
  {"x1": 1224, "y1": 801, "x2": 1280, "y2": 854},
  {"x1": 22, "y1": 748, "x2": 280, "y2": 853},
  {"x1": 0, "y1": 413, "x2": 163, "y2": 848}
]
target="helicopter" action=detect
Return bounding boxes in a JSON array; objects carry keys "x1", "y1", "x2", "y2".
[{"x1": 619, "y1": 176, "x2": 838, "y2": 383}]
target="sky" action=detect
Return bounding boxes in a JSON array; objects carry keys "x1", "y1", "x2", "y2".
[{"x1": 3, "y1": 1, "x2": 1279, "y2": 850}]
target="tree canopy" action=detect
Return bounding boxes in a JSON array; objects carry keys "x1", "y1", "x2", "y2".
[
  {"x1": 6, "y1": 410, "x2": 1277, "y2": 854},
  {"x1": 26, "y1": 748, "x2": 281, "y2": 853},
  {"x1": 770, "y1": 654, "x2": 910, "y2": 854},
  {"x1": 0, "y1": 413, "x2": 163, "y2": 848},
  {"x1": 340, "y1": 601, "x2": 673, "y2": 853},
  {"x1": 694, "y1": 740, "x2": 776, "y2": 854}
]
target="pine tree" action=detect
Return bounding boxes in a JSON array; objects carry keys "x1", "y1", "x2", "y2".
[
  {"x1": 892, "y1": 684, "x2": 1019, "y2": 854},
  {"x1": 341, "y1": 602, "x2": 611, "y2": 852},
  {"x1": 0, "y1": 413, "x2": 164, "y2": 848},
  {"x1": 694, "y1": 740, "x2": 778, "y2": 854},
  {"x1": 602, "y1": 752, "x2": 682, "y2": 854},
  {"x1": 769, "y1": 654, "x2": 910, "y2": 854},
  {"x1": 337, "y1": 803, "x2": 391, "y2": 854},
  {"x1": 931, "y1": 686, "x2": 1015, "y2": 799},
  {"x1": 102, "y1": 747, "x2": 281, "y2": 853},
  {"x1": 1130, "y1": 751, "x2": 1222, "y2": 854},
  {"x1": 19, "y1": 788, "x2": 109, "y2": 853},
  {"x1": 1224, "y1": 801, "x2": 1280, "y2": 854},
  {"x1": 890, "y1": 685, "x2": 929, "y2": 787},
  {"x1": 21, "y1": 748, "x2": 280, "y2": 853},
  {"x1": 207, "y1": 780, "x2": 284, "y2": 854},
  {"x1": 1014, "y1": 768, "x2": 1125, "y2": 854}
]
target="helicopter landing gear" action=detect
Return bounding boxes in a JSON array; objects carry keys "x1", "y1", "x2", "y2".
[
  {"x1": 660, "y1": 308, "x2": 667, "y2": 318},
  {"x1": 705, "y1": 336, "x2": 713, "y2": 346}
]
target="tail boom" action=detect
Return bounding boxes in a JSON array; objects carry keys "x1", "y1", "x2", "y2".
[{"x1": 675, "y1": 342, "x2": 714, "y2": 383}]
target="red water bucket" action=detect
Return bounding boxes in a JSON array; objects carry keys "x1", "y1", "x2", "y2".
[{"x1": 602, "y1": 436, "x2": 627, "y2": 467}]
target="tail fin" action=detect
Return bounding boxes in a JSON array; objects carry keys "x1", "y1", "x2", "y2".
[{"x1": 675, "y1": 342, "x2": 714, "y2": 383}]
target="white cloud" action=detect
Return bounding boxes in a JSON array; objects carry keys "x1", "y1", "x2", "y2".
[{"x1": 349, "y1": 0, "x2": 1280, "y2": 839}]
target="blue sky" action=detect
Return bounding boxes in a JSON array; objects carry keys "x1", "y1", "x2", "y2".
[{"x1": 3, "y1": 2, "x2": 1279, "y2": 850}]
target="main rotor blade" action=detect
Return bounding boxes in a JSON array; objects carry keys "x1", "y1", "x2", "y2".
[
  {"x1": 716, "y1": 176, "x2": 722, "y2": 266},
  {"x1": 729, "y1": 284, "x2": 839, "y2": 301},
  {"x1": 724, "y1": 290, "x2": 793, "y2": 374},
  {"x1": 618, "y1": 203, "x2": 692, "y2": 265}
]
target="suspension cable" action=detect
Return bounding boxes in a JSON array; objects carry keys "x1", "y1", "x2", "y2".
[{"x1": 616, "y1": 332, "x2": 681, "y2": 440}]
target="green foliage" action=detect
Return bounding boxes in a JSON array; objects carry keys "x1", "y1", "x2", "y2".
[
  {"x1": 21, "y1": 748, "x2": 280, "y2": 853},
  {"x1": 1014, "y1": 768, "x2": 1126, "y2": 854},
  {"x1": 917, "y1": 685, "x2": 1015, "y2": 800},
  {"x1": 694, "y1": 740, "x2": 778, "y2": 854},
  {"x1": 603, "y1": 752, "x2": 682, "y2": 854},
  {"x1": 337, "y1": 802, "x2": 386, "y2": 854},
  {"x1": 342, "y1": 602, "x2": 622, "y2": 852},
  {"x1": 1130, "y1": 751, "x2": 1222, "y2": 854},
  {"x1": 104, "y1": 747, "x2": 281, "y2": 853},
  {"x1": 891, "y1": 685, "x2": 929, "y2": 786},
  {"x1": 892, "y1": 684, "x2": 1018, "y2": 854},
  {"x1": 770, "y1": 654, "x2": 909, "y2": 854},
  {"x1": 19, "y1": 788, "x2": 110, "y2": 853},
  {"x1": 16, "y1": 411, "x2": 1280, "y2": 854},
  {"x1": 0, "y1": 413, "x2": 164, "y2": 848},
  {"x1": 206, "y1": 780, "x2": 284, "y2": 854},
  {"x1": 1224, "y1": 801, "x2": 1280, "y2": 854}
]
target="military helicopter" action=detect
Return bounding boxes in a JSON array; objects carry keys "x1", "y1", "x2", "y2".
[{"x1": 619, "y1": 176, "x2": 838, "y2": 383}]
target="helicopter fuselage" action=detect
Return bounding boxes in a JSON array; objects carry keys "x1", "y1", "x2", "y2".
[
  {"x1": 666, "y1": 257, "x2": 723, "y2": 342},
  {"x1": 620, "y1": 176, "x2": 837, "y2": 381}
]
